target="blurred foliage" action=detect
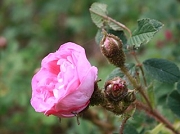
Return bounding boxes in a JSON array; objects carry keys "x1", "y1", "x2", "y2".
[{"x1": 0, "y1": 0, "x2": 180, "y2": 134}]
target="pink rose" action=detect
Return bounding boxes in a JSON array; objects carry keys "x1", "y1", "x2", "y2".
[{"x1": 31, "y1": 42, "x2": 98, "y2": 117}]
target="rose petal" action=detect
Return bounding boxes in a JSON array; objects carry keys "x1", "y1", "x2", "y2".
[{"x1": 54, "y1": 66, "x2": 97, "y2": 116}]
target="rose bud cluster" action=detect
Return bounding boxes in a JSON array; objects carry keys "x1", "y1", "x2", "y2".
[
  {"x1": 100, "y1": 33, "x2": 125, "y2": 67},
  {"x1": 31, "y1": 42, "x2": 98, "y2": 118},
  {"x1": 102, "y1": 77, "x2": 136, "y2": 115}
]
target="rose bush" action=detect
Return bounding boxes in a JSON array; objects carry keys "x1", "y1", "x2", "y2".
[{"x1": 31, "y1": 42, "x2": 98, "y2": 117}]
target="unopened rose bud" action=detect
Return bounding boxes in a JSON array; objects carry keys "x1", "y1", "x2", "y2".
[
  {"x1": 104, "y1": 77, "x2": 128, "y2": 102},
  {"x1": 100, "y1": 33, "x2": 125, "y2": 67}
]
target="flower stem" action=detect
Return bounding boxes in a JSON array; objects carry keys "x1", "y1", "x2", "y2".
[
  {"x1": 131, "y1": 50, "x2": 147, "y2": 87},
  {"x1": 120, "y1": 55, "x2": 179, "y2": 133},
  {"x1": 119, "y1": 65, "x2": 152, "y2": 109},
  {"x1": 135, "y1": 100, "x2": 180, "y2": 134},
  {"x1": 108, "y1": 17, "x2": 132, "y2": 37},
  {"x1": 119, "y1": 116, "x2": 130, "y2": 134}
]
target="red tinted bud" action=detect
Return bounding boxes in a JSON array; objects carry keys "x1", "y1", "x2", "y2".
[
  {"x1": 104, "y1": 77, "x2": 128, "y2": 102},
  {"x1": 100, "y1": 33, "x2": 125, "y2": 67},
  {"x1": 113, "y1": 84, "x2": 124, "y2": 91},
  {"x1": 102, "y1": 35, "x2": 119, "y2": 52}
]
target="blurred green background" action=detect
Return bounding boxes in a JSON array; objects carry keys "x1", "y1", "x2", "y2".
[{"x1": 0, "y1": 0, "x2": 180, "y2": 134}]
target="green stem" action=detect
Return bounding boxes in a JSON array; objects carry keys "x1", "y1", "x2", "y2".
[
  {"x1": 89, "y1": 9, "x2": 132, "y2": 37},
  {"x1": 120, "y1": 65, "x2": 152, "y2": 109},
  {"x1": 108, "y1": 17, "x2": 132, "y2": 37},
  {"x1": 119, "y1": 55, "x2": 179, "y2": 134},
  {"x1": 131, "y1": 50, "x2": 147, "y2": 87}
]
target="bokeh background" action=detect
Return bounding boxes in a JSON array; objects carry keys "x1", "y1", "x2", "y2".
[{"x1": 0, "y1": 0, "x2": 180, "y2": 134}]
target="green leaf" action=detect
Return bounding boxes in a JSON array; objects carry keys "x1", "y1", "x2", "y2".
[
  {"x1": 106, "y1": 63, "x2": 135, "y2": 81},
  {"x1": 145, "y1": 123, "x2": 164, "y2": 134},
  {"x1": 107, "y1": 29, "x2": 127, "y2": 45},
  {"x1": 167, "y1": 90, "x2": 180, "y2": 118},
  {"x1": 124, "y1": 124, "x2": 139, "y2": 134},
  {"x1": 95, "y1": 29, "x2": 127, "y2": 46},
  {"x1": 95, "y1": 29, "x2": 104, "y2": 45},
  {"x1": 90, "y1": 3, "x2": 125, "y2": 31},
  {"x1": 89, "y1": 3, "x2": 107, "y2": 28},
  {"x1": 150, "y1": 123, "x2": 164, "y2": 134},
  {"x1": 108, "y1": 21, "x2": 123, "y2": 31},
  {"x1": 143, "y1": 58, "x2": 180, "y2": 83},
  {"x1": 128, "y1": 18, "x2": 163, "y2": 48},
  {"x1": 147, "y1": 83, "x2": 156, "y2": 108},
  {"x1": 154, "y1": 82, "x2": 174, "y2": 105},
  {"x1": 177, "y1": 81, "x2": 180, "y2": 94},
  {"x1": 106, "y1": 68, "x2": 124, "y2": 81},
  {"x1": 149, "y1": 19, "x2": 164, "y2": 30}
]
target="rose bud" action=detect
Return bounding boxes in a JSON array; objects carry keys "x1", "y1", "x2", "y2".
[
  {"x1": 104, "y1": 77, "x2": 128, "y2": 102},
  {"x1": 100, "y1": 33, "x2": 125, "y2": 67},
  {"x1": 31, "y1": 42, "x2": 98, "y2": 118}
]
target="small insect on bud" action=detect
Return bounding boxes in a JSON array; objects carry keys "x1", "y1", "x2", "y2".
[
  {"x1": 100, "y1": 32, "x2": 125, "y2": 67},
  {"x1": 104, "y1": 77, "x2": 128, "y2": 102}
]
